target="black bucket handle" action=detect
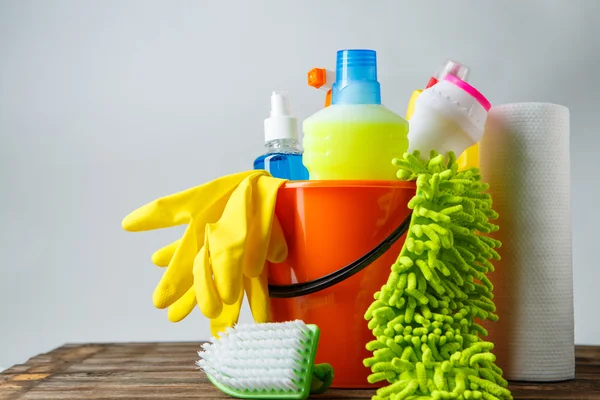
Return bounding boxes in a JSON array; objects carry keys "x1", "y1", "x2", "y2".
[{"x1": 268, "y1": 212, "x2": 413, "y2": 299}]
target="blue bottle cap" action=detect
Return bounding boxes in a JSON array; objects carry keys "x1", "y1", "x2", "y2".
[{"x1": 331, "y1": 49, "x2": 381, "y2": 105}]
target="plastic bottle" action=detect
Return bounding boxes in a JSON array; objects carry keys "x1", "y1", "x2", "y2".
[
  {"x1": 303, "y1": 49, "x2": 409, "y2": 180},
  {"x1": 254, "y1": 91, "x2": 309, "y2": 180},
  {"x1": 406, "y1": 59, "x2": 470, "y2": 120},
  {"x1": 407, "y1": 74, "x2": 491, "y2": 160},
  {"x1": 405, "y1": 59, "x2": 480, "y2": 169}
]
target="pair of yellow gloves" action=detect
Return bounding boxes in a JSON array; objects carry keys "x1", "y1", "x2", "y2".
[{"x1": 122, "y1": 171, "x2": 288, "y2": 335}]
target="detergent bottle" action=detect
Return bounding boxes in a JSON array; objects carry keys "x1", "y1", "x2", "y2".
[
  {"x1": 405, "y1": 59, "x2": 480, "y2": 169},
  {"x1": 254, "y1": 91, "x2": 309, "y2": 180},
  {"x1": 407, "y1": 74, "x2": 491, "y2": 160},
  {"x1": 303, "y1": 49, "x2": 409, "y2": 180}
]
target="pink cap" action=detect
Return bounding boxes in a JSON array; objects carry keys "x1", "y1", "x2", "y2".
[{"x1": 444, "y1": 74, "x2": 491, "y2": 111}]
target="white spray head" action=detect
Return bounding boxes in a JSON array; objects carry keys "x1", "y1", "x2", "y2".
[{"x1": 264, "y1": 91, "x2": 298, "y2": 142}]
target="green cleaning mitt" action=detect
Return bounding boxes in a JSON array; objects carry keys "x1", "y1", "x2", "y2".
[{"x1": 364, "y1": 151, "x2": 512, "y2": 400}]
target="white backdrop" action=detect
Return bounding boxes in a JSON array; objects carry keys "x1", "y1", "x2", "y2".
[{"x1": 1, "y1": 0, "x2": 598, "y2": 369}]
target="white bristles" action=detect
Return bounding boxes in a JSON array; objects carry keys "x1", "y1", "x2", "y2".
[
  {"x1": 220, "y1": 329, "x2": 306, "y2": 343},
  {"x1": 200, "y1": 348, "x2": 305, "y2": 363},
  {"x1": 198, "y1": 356, "x2": 299, "y2": 370},
  {"x1": 226, "y1": 320, "x2": 311, "y2": 334},
  {"x1": 197, "y1": 320, "x2": 314, "y2": 393},
  {"x1": 202, "y1": 365, "x2": 298, "y2": 392}
]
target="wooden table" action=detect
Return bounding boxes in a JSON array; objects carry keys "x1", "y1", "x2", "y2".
[{"x1": 1, "y1": 343, "x2": 598, "y2": 399}]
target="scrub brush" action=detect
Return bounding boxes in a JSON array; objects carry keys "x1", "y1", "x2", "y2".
[{"x1": 197, "y1": 320, "x2": 334, "y2": 399}]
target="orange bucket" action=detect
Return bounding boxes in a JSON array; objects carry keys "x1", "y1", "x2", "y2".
[{"x1": 268, "y1": 180, "x2": 416, "y2": 388}]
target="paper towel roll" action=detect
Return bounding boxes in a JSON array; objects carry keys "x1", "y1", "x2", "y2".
[{"x1": 480, "y1": 102, "x2": 574, "y2": 381}]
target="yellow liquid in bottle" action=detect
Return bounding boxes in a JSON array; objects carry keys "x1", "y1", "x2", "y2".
[{"x1": 303, "y1": 104, "x2": 409, "y2": 180}]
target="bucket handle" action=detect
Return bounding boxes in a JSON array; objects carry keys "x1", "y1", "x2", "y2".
[{"x1": 268, "y1": 212, "x2": 412, "y2": 298}]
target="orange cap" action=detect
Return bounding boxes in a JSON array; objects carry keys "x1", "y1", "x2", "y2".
[{"x1": 308, "y1": 68, "x2": 327, "y2": 89}]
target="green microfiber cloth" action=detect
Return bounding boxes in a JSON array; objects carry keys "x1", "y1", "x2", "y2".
[{"x1": 364, "y1": 151, "x2": 513, "y2": 400}]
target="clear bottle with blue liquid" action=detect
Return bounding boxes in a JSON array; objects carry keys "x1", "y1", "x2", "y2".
[{"x1": 253, "y1": 91, "x2": 309, "y2": 180}]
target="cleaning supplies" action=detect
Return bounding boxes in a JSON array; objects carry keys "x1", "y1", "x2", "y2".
[
  {"x1": 254, "y1": 91, "x2": 309, "y2": 180},
  {"x1": 198, "y1": 320, "x2": 334, "y2": 399},
  {"x1": 405, "y1": 59, "x2": 481, "y2": 170},
  {"x1": 364, "y1": 151, "x2": 512, "y2": 400},
  {"x1": 407, "y1": 74, "x2": 490, "y2": 161},
  {"x1": 405, "y1": 59, "x2": 470, "y2": 120},
  {"x1": 122, "y1": 170, "x2": 288, "y2": 336},
  {"x1": 303, "y1": 49, "x2": 409, "y2": 181},
  {"x1": 307, "y1": 68, "x2": 335, "y2": 107}
]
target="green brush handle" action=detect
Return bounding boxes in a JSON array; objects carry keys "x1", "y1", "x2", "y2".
[{"x1": 309, "y1": 363, "x2": 334, "y2": 394}]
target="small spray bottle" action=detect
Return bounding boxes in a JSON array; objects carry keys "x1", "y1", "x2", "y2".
[{"x1": 253, "y1": 91, "x2": 309, "y2": 180}]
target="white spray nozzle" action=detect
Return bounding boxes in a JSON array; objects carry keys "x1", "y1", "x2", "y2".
[{"x1": 264, "y1": 91, "x2": 298, "y2": 142}]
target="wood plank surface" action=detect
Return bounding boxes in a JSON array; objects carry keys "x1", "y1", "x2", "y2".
[{"x1": 1, "y1": 343, "x2": 599, "y2": 399}]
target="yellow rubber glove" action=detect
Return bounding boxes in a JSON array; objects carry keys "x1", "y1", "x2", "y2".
[
  {"x1": 122, "y1": 170, "x2": 261, "y2": 309},
  {"x1": 193, "y1": 173, "x2": 287, "y2": 333},
  {"x1": 122, "y1": 171, "x2": 288, "y2": 336},
  {"x1": 144, "y1": 202, "x2": 287, "y2": 327},
  {"x1": 209, "y1": 267, "x2": 272, "y2": 337},
  {"x1": 158, "y1": 240, "x2": 282, "y2": 335}
]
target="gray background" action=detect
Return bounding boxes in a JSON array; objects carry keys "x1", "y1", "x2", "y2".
[{"x1": 1, "y1": 0, "x2": 598, "y2": 369}]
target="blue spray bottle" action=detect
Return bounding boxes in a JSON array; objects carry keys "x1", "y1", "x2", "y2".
[{"x1": 253, "y1": 91, "x2": 309, "y2": 180}]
